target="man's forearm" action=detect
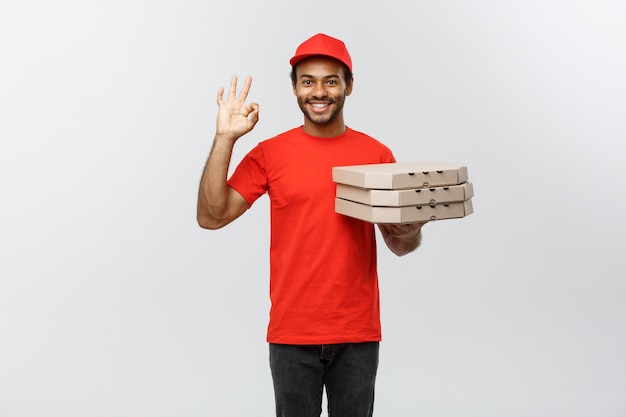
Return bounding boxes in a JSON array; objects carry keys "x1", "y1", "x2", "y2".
[{"x1": 197, "y1": 136, "x2": 235, "y2": 226}]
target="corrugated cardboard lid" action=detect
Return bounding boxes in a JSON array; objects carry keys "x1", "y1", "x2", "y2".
[
  {"x1": 335, "y1": 198, "x2": 474, "y2": 224},
  {"x1": 332, "y1": 161, "x2": 468, "y2": 190},
  {"x1": 336, "y1": 181, "x2": 474, "y2": 207}
]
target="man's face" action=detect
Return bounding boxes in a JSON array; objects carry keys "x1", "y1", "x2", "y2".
[{"x1": 292, "y1": 57, "x2": 353, "y2": 126}]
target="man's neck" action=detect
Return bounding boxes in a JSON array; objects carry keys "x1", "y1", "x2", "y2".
[{"x1": 302, "y1": 119, "x2": 347, "y2": 138}]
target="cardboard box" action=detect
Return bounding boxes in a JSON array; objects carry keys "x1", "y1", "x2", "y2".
[
  {"x1": 335, "y1": 198, "x2": 474, "y2": 224},
  {"x1": 336, "y1": 181, "x2": 474, "y2": 207},
  {"x1": 332, "y1": 161, "x2": 468, "y2": 190}
]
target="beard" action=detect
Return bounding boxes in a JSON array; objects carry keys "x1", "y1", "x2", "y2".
[{"x1": 297, "y1": 94, "x2": 346, "y2": 126}]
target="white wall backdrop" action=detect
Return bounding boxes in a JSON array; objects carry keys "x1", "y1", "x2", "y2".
[{"x1": 1, "y1": 1, "x2": 625, "y2": 416}]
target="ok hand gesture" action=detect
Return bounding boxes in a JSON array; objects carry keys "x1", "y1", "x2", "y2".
[{"x1": 216, "y1": 75, "x2": 260, "y2": 142}]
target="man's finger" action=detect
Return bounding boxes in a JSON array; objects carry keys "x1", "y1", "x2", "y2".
[
  {"x1": 216, "y1": 86, "x2": 225, "y2": 106},
  {"x1": 237, "y1": 75, "x2": 253, "y2": 103},
  {"x1": 227, "y1": 75, "x2": 238, "y2": 100}
]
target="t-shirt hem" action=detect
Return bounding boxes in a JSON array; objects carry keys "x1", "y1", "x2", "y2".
[{"x1": 267, "y1": 335, "x2": 382, "y2": 345}]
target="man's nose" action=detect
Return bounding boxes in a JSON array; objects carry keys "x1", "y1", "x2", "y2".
[{"x1": 312, "y1": 82, "x2": 326, "y2": 98}]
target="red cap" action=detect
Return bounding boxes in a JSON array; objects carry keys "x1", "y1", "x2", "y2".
[{"x1": 289, "y1": 33, "x2": 352, "y2": 72}]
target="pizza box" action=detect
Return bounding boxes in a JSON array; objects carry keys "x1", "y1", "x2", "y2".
[
  {"x1": 335, "y1": 198, "x2": 473, "y2": 224},
  {"x1": 332, "y1": 161, "x2": 468, "y2": 190},
  {"x1": 336, "y1": 181, "x2": 474, "y2": 207}
]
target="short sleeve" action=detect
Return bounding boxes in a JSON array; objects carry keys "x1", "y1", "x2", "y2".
[{"x1": 227, "y1": 144, "x2": 269, "y2": 206}]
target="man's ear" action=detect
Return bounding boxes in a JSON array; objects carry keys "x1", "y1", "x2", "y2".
[{"x1": 345, "y1": 77, "x2": 354, "y2": 96}]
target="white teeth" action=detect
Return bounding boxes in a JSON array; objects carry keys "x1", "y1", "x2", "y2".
[{"x1": 312, "y1": 103, "x2": 327, "y2": 108}]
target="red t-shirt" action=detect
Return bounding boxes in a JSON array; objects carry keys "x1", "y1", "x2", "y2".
[{"x1": 228, "y1": 126, "x2": 395, "y2": 344}]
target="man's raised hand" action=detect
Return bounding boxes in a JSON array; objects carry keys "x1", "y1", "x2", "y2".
[{"x1": 216, "y1": 75, "x2": 260, "y2": 141}]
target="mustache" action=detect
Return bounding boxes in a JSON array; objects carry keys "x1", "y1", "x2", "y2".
[{"x1": 305, "y1": 97, "x2": 335, "y2": 104}]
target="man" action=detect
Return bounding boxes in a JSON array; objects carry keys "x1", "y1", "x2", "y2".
[{"x1": 197, "y1": 33, "x2": 426, "y2": 417}]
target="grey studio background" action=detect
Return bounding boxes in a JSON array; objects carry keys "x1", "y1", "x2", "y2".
[{"x1": 1, "y1": 1, "x2": 625, "y2": 416}]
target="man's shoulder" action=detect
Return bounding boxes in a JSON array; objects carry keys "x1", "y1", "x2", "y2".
[
  {"x1": 346, "y1": 127, "x2": 380, "y2": 141},
  {"x1": 254, "y1": 127, "x2": 301, "y2": 149},
  {"x1": 346, "y1": 127, "x2": 392, "y2": 149}
]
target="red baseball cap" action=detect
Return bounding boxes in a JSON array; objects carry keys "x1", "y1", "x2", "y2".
[{"x1": 289, "y1": 33, "x2": 353, "y2": 72}]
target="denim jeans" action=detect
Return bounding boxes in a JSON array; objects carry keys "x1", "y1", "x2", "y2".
[{"x1": 269, "y1": 342, "x2": 379, "y2": 417}]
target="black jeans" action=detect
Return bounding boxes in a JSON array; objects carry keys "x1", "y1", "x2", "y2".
[{"x1": 269, "y1": 342, "x2": 379, "y2": 417}]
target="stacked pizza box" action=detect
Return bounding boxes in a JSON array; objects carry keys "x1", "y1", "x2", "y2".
[{"x1": 332, "y1": 161, "x2": 474, "y2": 224}]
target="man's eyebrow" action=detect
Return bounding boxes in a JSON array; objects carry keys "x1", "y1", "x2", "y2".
[{"x1": 298, "y1": 74, "x2": 341, "y2": 80}]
